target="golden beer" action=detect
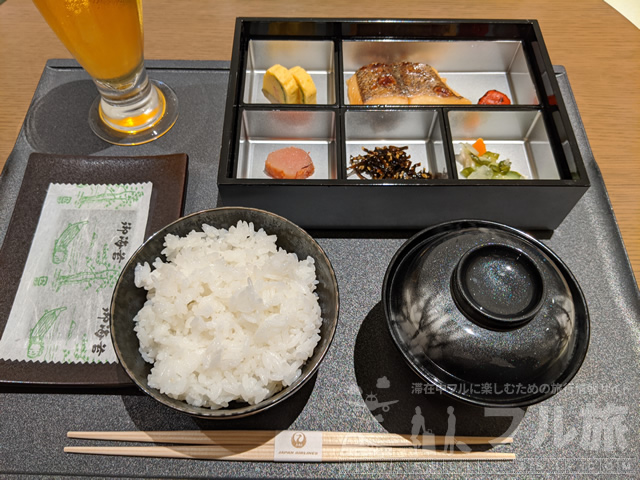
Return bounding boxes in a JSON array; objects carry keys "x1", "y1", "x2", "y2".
[
  {"x1": 32, "y1": 0, "x2": 178, "y2": 144},
  {"x1": 33, "y1": 0, "x2": 144, "y2": 82}
]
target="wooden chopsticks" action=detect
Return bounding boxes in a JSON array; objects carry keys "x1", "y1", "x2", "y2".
[
  {"x1": 65, "y1": 430, "x2": 515, "y2": 462},
  {"x1": 64, "y1": 444, "x2": 514, "y2": 462},
  {"x1": 67, "y1": 430, "x2": 512, "y2": 447}
]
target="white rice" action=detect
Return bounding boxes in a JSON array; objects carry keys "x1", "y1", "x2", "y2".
[{"x1": 133, "y1": 220, "x2": 322, "y2": 409}]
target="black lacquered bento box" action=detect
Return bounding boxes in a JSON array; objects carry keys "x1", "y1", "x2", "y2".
[{"x1": 217, "y1": 18, "x2": 590, "y2": 231}]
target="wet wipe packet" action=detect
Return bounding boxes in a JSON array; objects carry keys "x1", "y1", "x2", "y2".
[{"x1": 0, "y1": 182, "x2": 151, "y2": 364}]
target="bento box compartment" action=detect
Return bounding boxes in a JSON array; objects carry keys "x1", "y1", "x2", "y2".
[
  {"x1": 236, "y1": 109, "x2": 337, "y2": 180},
  {"x1": 344, "y1": 109, "x2": 449, "y2": 179},
  {"x1": 449, "y1": 110, "x2": 559, "y2": 180},
  {"x1": 342, "y1": 40, "x2": 538, "y2": 106},
  {"x1": 244, "y1": 40, "x2": 336, "y2": 105}
]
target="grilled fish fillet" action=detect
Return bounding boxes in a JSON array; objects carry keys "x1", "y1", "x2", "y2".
[{"x1": 348, "y1": 62, "x2": 471, "y2": 105}]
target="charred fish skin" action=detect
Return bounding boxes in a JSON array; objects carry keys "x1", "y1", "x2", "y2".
[
  {"x1": 394, "y1": 62, "x2": 447, "y2": 99},
  {"x1": 348, "y1": 61, "x2": 471, "y2": 105},
  {"x1": 393, "y1": 62, "x2": 436, "y2": 93},
  {"x1": 354, "y1": 62, "x2": 408, "y2": 104},
  {"x1": 393, "y1": 62, "x2": 470, "y2": 104}
]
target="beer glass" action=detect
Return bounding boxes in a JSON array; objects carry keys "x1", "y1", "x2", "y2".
[{"x1": 32, "y1": 0, "x2": 178, "y2": 145}]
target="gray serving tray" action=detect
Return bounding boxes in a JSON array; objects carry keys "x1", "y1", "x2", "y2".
[{"x1": 0, "y1": 60, "x2": 638, "y2": 479}]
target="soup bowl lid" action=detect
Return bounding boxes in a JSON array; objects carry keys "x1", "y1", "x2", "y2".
[{"x1": 383, "y1": 220, "x2": 589, "y2": 407}]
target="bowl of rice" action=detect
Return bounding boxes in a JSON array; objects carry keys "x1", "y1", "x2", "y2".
[{"x1": 110, "y1": 207, "x2": 339, "y2": 418}]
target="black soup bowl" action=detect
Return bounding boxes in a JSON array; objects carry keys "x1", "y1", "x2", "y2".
[
  {"x1": 383, "y1": 220, "x2": 589, "y2": 408},
  {"x1": 110, "y1": 207, "x2": 339, "y2": 418}
]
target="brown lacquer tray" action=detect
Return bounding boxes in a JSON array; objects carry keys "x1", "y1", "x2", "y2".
[{"x1": 0, "y1": 152, "x2": 188, "y2": 387}]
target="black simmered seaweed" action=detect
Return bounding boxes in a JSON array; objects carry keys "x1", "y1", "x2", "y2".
[{"x1": 348, "y1": 145, "x2": 432, "y2": 180}]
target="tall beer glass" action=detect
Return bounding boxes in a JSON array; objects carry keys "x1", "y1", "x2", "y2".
[{"x1": 32, "y1": 0, "x2": 178, "y2": 145}]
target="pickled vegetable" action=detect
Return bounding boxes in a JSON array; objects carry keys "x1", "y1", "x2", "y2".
[
  {"x1": 457, "y1": 141, "x2": 524, "y2": 180},
  {"x1": 478, "y1": 90, "x2": 511, "y2": 105}
]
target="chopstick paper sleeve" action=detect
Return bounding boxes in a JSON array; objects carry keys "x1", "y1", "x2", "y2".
[{"x1": 273, "y1": 431, "x2": 322, "y2": 462}]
